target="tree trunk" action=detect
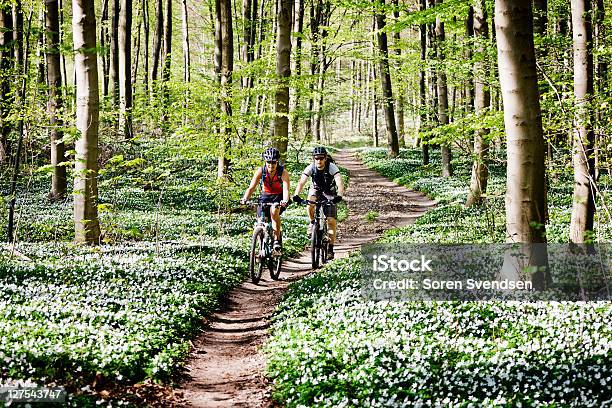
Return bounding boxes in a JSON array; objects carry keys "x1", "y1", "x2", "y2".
[
  {"x1": 595, "y1": 0, "x2": 606, "y2": 180},
  {"x1": 6, "y1": 7, "x2": 32, "y2": 243},
  {"x1": 142, "y1": 0, "x2": 149, "y2": 92},
  {"x1": 290, "y1": 0, "x2": 303, "y2": 138},
  {"x1": 419, "y1": 0, "x2": 428, "y2": 165},
  {"x1": 569, "y1": 0, "x2": 596, "y2": 243},
  {"x1": 533, "y1": 0, "x2": 547, "y2": 37},
  {"x1": 313, "y1": 0, "x2": 329, "y2": 142},
  {"x1": 100, "y1": 0, "x2": 110, "y2": 96},
  {"x1": 217, "y1": 0, "x2": 233, "y2": 178},
  {"x1": 118, "y1": 0, "x2": 133, "y2": 138},
  {"x1": 372, "y1": 64, "x2": 378, "y2": 147},
  {"x1": 132, "y1": 1, "x2": 142, "y2": 96},
  {"x1": 150, "y1": 0, "x2": 163, "y2": 91},
  {"x1": 181, "y1": 0, "x2": 190, "y2": 83},
  {"x1": 46, "y1": 0, "x2": 67, "y2": 201},
  {"x1": 72, "y1": 0, "x2": 101, "y2": 244},
  {"x1": 110, "y1": 0, "x2": 119, "y2": 105},
  {"x1": 161, "y1": 0, "x2": 172, "y2": 118},
  {"x1": 392, "y1": 0, "x2": 404, "y2": 147},
  {"x1": 0, "y1": 7, "x2": 13, "y2": 164},
  {"x1": 496, "y1": 0, "x2": 547, "y2": 243},
  {"x1": 13, "y1": 2, "x2": 23, "y2": 72},
  {"x1": 274, "y1": 0, "x2": 292, "y2": 160},
  {"x1": 466, "y1": 0, "x2": 490, "y2": 206},
  {"x1": 435, "y1": 5, "x2": 451, "y2": 176},
  {"x1": 465, "y1": 6, "x2": 474, "y2": 114},
  {"x1": 181, "y1": 0, "x2": 190, "y2": 121},
  {"x1": 59, "y1": 0, "x2": 68, "y2": 91},
  {"x1": 376, "y1": 0, "x2": 399, "y2": 157},
  {"x1": 241, "y1": 0, "x2": 252, "y2": 88}
]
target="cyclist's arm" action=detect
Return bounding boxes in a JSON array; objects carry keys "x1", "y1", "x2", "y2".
[
  {"x1": 242, "y1": 167, "x2": 263, "y2": 202},
  {"x1": 281, "y1": 169, "x2": 290, "y2": 202},
  {"x1": 334, "y1": 172, "x2": 345, "y2": 196},
  {"x1": 293, "y1": 173, "x2": 309, "y2": 196}
]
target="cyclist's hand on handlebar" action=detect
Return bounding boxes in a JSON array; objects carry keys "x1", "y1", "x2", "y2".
[
  {"x1": 239, "y1": 198, "x2": 247, "y2": 205},
  {"x1": 280, "y1": 200, "x2": 289, "y2": 208},
  {"x1": 332, "y1": 195, "x2": 343, "y2": 204}
]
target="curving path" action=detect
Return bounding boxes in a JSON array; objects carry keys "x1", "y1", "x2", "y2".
[{"x1": 177, "y1": 149, "x2": 436, "y2": 407}]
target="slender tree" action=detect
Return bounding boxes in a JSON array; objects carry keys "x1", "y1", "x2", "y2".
[
  {"x1": 0, "y1": 6, "x2": 13, "y2": 164},
  {"x1": 466, "y1": 0, "x2": 490, "y2": 206},
  {"x1": 375, "y1": 0, "x2": 399, "y2": 157},
  {"x1": 13, "y1": 1, "x2": 23, "y2": 72},
  {"x1": 274, "y1": 0, "x2": 292, "y2": 159},
  {"x1": 435, "y1": 1, "x2": 451, "y2": 176},
  {"x1": 72, "y1": 0, "x2": 101, "y2": 244},
  {"x1": 290, "y1": 0, "x2": 304, "y2": 136},
  {"x1": 418, "y1": 0, "x2": 428, "y2": 165},
  {"x1": 46, "y1": 0, "x2": 67, "y2": 201},
  {"x1": 118, "y1": 0, "x2": 133, "y2": 138},
  {"x1": 217, "y1": 0, "x2": 233, "y2": 178},
  {"x1": 569, "y1": 0, "x2": 596, "y2": 243},
  {"x1": 160, "y1": 0, "x2": 172, "y2": 116},
  {"x1": 100, "y1": 0, "x2": 110, "y2": 96},
  {"x1": 181, "y1": 0, "x2": 190, "y2": 83},
  {"x1": 392, "y1": 0, "x2": 404, "y2": 147},
  {"x1": 110, "y1": 0, "x2": 119, "y2": 104},
  {"x1": 142, "y1": 0, "x2": 149, "y2": 91},
  {"x1": 496, "y1": 0, "x2": 547, "y2": 244},
  {"x1": 150, "y1": 0, "x2": 163, "y2": 93}
]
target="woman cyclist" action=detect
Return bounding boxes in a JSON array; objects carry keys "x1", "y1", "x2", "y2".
[{"x1": 240, "y1": 148, "x2": 290, "y2": 256}]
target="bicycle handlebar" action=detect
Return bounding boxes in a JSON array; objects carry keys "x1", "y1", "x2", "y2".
[
  {"x1": 297, "y1": 198, "x2": 334, "y2": 206},
  {"x1": 242, "y1": 200, "x2": 288, "y2": 207}
]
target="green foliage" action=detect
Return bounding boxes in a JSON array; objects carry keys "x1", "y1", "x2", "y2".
[{"x1": 357, "y1": 148, "x2": 611, "y2": 243}]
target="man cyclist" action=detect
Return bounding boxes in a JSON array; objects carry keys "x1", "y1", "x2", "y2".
[
  {"x1": 293, "y1": 146, "x2": 344, "y2": 260},
  {"x1": 240, "y1": 148, "x2": 290, "y2": 256}
]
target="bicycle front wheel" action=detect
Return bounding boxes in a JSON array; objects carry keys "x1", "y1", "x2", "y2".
[
  {"x1": 249, "y1": 227, "x2": 266, "y2": 284},
  {"x1": 311, "y1": 226, "x2": 320, "y2": 269},
  {"x1": 320, "y1": 231, "x2": 328, "y2": 265},
  {"x1": 268, "y1": 255, "x2": 282, "y2": 280}
]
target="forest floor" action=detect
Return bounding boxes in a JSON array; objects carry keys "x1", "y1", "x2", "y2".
[{"x1": 177, "y1": 150, "x2": 436, "y2": 407}]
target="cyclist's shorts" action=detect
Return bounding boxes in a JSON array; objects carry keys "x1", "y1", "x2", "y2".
[
  {"x1": 258, "y1": 193, "x2": 286, "y2": 219},
  {"x1": 307, "y1": 188, "x2": 337, "y2": 219}
]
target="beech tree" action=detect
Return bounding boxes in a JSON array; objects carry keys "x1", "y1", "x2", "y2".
[
  {"x1": 495, "y1": 0, "x2": 547, "y2": 244},
  {"x1": 569, "y1": 0, "x2": 596, "y2": 243},
  {"x1": 435, "y1": 1, "x2": 451, "y2": 177},
  {"x1": 274, "y1": 0, "x2": 292, "y2": 160},
  {"x1": 375, "y1": 0, "x2": 399, "y2": 158},
  {"x1": 466, "y1": 0, "x2": 490, "y2": 206},
  {"x1": 0, "y1": 6, "x2": 13, "y2": 165},
  {"x1": 46, "y1": 0, "x2": 66, "y2": 201},
  {"x1": 216, "y1": 0, "x2": 233, "y2": 178},
  {"x1": 118, "y1": 0, "x2": 133, "y2": 138},
  {"x1": 72, "y1": 0, "x2": 101, "y2": 244}
]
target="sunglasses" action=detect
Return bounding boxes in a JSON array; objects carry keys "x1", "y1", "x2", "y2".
[
  {"x1": 266, "y1": 161, "x2": 278, "y2": 164},
  {"x1": 314, "y1": 156, "x2": 326, "y2": 161}
]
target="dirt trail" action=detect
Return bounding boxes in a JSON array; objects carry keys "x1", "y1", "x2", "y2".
[{"x1": 178, "y1": 150, "x2": 436, "y2": 407}]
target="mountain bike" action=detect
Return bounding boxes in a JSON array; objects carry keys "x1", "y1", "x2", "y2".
[
  {"x1": 298, "y1": 198, "x2": 333, "y2": 269},
  {"x1": 246, "y1": 201, "x2": 284, "y2": 284}
]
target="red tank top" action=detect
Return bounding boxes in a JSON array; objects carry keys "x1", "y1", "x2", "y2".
[{"x1": 262, "y1": 166, "x2": 283, "y2": 194}]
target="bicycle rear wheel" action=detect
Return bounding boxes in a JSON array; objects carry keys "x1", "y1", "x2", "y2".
[
  {"x1": 320, "y1": 234, "x2": 328, "y2": 265},
  {"x1": 311, "y1": 226, "x2": 320, "y2": 269},
  {"x1": 249, "y1": 227, "x2": 266, "y2": 284}
]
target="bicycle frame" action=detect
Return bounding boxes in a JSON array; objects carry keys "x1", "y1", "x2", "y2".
[
  {"x1": 247, "y1": 201, "x2": 283, "y2": 283},
  {"x1": 302, "y1": 198, "x2": 333, "y2": 269}
]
